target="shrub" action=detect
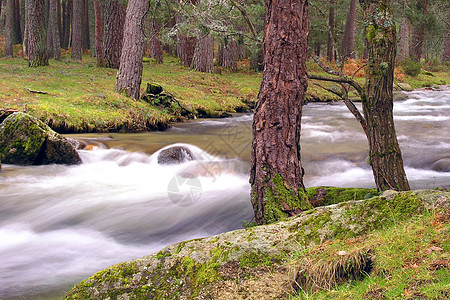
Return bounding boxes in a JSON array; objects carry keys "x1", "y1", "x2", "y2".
[{"x1": 402, "y1": 59, "x2": 422, "y2": 77}]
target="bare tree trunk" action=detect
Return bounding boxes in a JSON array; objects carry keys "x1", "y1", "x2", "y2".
[
  {"x1": 81, "y1": 0, "x2": 90, "y2": 50},
  {"x1": 341, "y1": 0, "x2": 357, "y2": 59},
  {"x1": 442, "y1": 9, "x2": 450, "y2": 63},
  {"x1": 26, "y1": 0, "x2": 48, "y2": 66},
  {"x1": 93, "y1": 0, "x2": 103, "y2": 65},
  {"x1": 397, "y1": 15, "x2": 411, "y2": 61},
  {"x1": 115, "y1": 0, "x2": 148, "y2": 99},
  {"x1": 72, "y1": 0, "x2": 82, "y2": 59},
  {"x1": 221, "y1": 38, "x2": 238, "y2": 71},
  {"x1": 13, "y1": 0, "x2": 21, "y2": 43},
  {"x1": 191, "y1": 34, "x2": 214, "y2": 73},
  {"x1": 410, "y1": 0, "x2": 427, "y2": 62},
  {"x1": 5, "y1": 0, "x2": 14, "y2": 57},
  {"x1": 101, "y1": 0, "x2": 126, "y2": 68},
  {"x1": 359, "y1": 0, "x2": 410, "y2": 191},
  {"x1": 251, "y1": 0, "x2": 309, "y2": 225},
  {"x1": 148, "y1": 19, "x2": 163, "y2": 63},
  {"x1": 61, "y1": 0, "x2": 72, "y2": 49},
  {"x1": 47, "y1": 0, "x2": 61, "y2": 60},
  {"x1": 327, "y1": 0, "x2": 335, "y2": 62}
]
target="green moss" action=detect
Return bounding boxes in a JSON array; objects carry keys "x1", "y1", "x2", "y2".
[
  {"x1": 305, "y1": 187, "x2": 378, "y2": 206},
  {"x1": 263, "y1": 174, "x2": 313, "y2": 224}
]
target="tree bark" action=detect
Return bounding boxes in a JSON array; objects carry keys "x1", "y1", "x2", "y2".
[
  {"x1": 5, "y1": 0, "x2": 14, "y2": 57},
  {"x1": 341, "y1": 0, "x2": 357, "y2": 59},
  {"x1": 410, "y1": 0, "x2": 427, "y2": 62},
  {"x1": 13, "y1": 0, "x2": 21, "y2": 44},
  {"x1": 26, "y1": 0, "x2": 48, "y2": 66},
  {"x1": 101, "y1": 0, "x2": 126, "y2": 68},
  {"x1": 61, "y1": 0, "x2": 72, "y2": 49},
  {"x1": 250, "y1": 0, "x2": 309, "y2": 225},
  {"x1": 191, "y1": 34, "x2": 214, "y2": 73},
  {"x1": 93, "y1": 0, "x2": 103, "y2": 65},
  {"x1": 359, "y1": 0, "x2": 410, "y2": 191},
  {"x1": 442, "y1": 9, "x2": 450, "y2": 63},
  {"x1": 72, "y1": 0, "x2": 82, "y2": 59},
  {"x1": 148, "y1": 19, "x2": 163, "y2": 64},
  {"x1": 397, "y1": 15, "x2": 411, "y2": 61},
  {"x1": 81, "y1": 0, "x2": 90, "y2": 50},
  {"x1": 115, "y1": 0, "x2": 148, "y2": 99},
  {"x1": 47, "y1": 0, "x2": 61, "y2": 60},
  {"x1": 327, "y1": 0, "x2": 335, "y2": 62},
  {"x1": 221, "y1": 38, "x2": 238, "y2": 71}
]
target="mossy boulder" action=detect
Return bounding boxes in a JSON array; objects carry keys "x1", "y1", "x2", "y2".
[
  {"x1": 146, "y1": 82, "x2": 163, "y2": 95},
  {"x1": 65, "y1": 190, "x2": 449, "y2": 299},
  {"x1": 0, "y1": 112, "x2": 81, "y2": 165}
]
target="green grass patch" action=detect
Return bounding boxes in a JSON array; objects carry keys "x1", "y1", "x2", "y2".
[{"x1": 290, "y1": 212, "x2": 450, "y2": 299}]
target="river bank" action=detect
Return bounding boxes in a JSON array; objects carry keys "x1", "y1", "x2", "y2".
[{"x1": 1, "y1": 55, "x2": 448, "y2": 133}]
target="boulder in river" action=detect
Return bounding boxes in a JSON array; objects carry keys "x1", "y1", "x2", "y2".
[
  {"x1": 0, "y1": 112, "x2": 81, "y2": 165},
  {"x1": 157, "y1": 145, "x2": 194, "y2": 165}
]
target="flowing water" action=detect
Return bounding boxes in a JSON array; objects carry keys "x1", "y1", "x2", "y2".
[{"x1": 1, "y1": 87, "x2": 449, "y2": 299}]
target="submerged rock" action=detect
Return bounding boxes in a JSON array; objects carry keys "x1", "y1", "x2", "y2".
[
  {"x1": 157, "y1": 146, "x2": 194, "y2": 165},
  {"x1": 65, "y1": 190, "x2": 449, "y2": 299},
  {"x1": 0, "y1": 112, "x2": 81, "y2": 165}
]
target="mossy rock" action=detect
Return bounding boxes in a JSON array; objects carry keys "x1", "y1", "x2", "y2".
[
  {"x1": 0, "y1": 112, "x2": 81, "y2": 165},
  {"x1": 146, "y1": 82, "x2": 163, "y2": 95},
  {"x1": 65, "y1": 190, "x2": 449, "y2": 299}
]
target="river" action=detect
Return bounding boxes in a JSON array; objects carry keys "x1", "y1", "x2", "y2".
[{"x1": 1, "y1": 87, "x2": 449, "y2": 299}]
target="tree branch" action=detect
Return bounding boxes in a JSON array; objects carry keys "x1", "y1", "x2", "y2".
[{"x1": 307, "y1": 73, "x2": 363, "y2": 97}]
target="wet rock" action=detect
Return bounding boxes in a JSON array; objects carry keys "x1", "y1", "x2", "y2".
[
  {"x1": 0, "y1": 112, "x2": 81, "y2": 165},
  {"x1": 395, "y1": 82, "x2": 413, "y2": 91},
  {"x1": 157, "y1": 146, "x2": 194, "y2": 165}
]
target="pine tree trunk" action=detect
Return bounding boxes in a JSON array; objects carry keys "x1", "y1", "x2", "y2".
[
  {"x1": 61, "y1": 0, "x2": 72, "y2": 49},
  {"x1": 251, "y1": 0, "x2": 309, "y2": 225},
  {"x1": 47, "y1": 0, "x2": 61, "y2": 60},
  {"x1": 72, "y1": 0, "x2": 82, "y2": 59},
  {"x1": 81, "y1": 0, "x2": 90, "y2": 50},
  {"x1": 101, "y1": 0, "x2": 125, "y2": 68},
  {"x1": 327, "y1": 0, "x2": 335, "y2": 62},
  {"x1": 93, "y1": 0, "x2": 103, "y2": 65},
  {"x1": 410, "y1": 0, "x2": 427, "y2": 62},
  {"x1": 13, "y1": 0, "x2": 21, "y2": 44},
  {"x1": 441, "y1": 9, "x2": 450, "y2": 63},
  {"x1": 191, "y1": 34, "x2": 214, "y2": 73},
  {"x1": 26, "y1": 0, "x2": 48, "y2": 66},
  {"x1": 115, "y1": 0, "x2": 148, "y2": 99},
  {"x1": 397, "y1": 15, "x2": 411, "y2": 61},
  {"x1": 5, "y1": 0, "x2": 14, "y2": 57},
  {"x1": 359, "y1": 0, "x2": 410, "y2": 191},
  {"x1": 221, "y1": 39, "x2": 238, "y2": 71},
  {"x1": 148, "y1": 19, "x2": 163, "y2": 64},
  {"x1": 341, "y1": 0, "x2": 357, "y2": 59}
]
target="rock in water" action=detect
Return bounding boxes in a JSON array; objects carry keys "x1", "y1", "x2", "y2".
[
  {"x1": 0, "y1": 112, "x2": 81, "y2": 165},
  {"x1": 157, "y1": 146, "x2": 194, "y2": 165}
]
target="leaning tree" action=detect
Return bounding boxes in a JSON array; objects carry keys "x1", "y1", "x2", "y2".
[{"x1": 250, "y1": 0, "x2": 310, "y2": 225}]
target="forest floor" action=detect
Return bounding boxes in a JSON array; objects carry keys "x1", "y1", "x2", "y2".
[{"x1": 0, "y1": 54, "x2": 448, "y2": 133}]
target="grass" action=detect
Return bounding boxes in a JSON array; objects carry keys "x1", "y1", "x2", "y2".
[
  {"x1": 289, "y1": 212, "x2": 450, "y2": 299},
  {"x1": 0, "y1": 52, "x2": 448, "y2": 133}
]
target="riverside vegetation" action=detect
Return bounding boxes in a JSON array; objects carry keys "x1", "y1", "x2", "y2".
[{"x1": 0, "y1": 55, "x2": 448, "y2": 134}]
